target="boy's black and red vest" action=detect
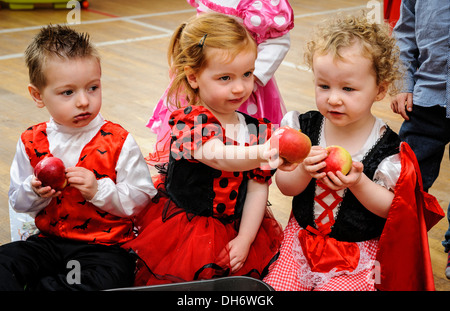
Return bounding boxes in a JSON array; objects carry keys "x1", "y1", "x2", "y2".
[
  {"x1": 292, "y1": 111, "x2": 400, "y2": 242},
  {"x1": 21, "y1": 121, "x2": 134, "y2": 245}
]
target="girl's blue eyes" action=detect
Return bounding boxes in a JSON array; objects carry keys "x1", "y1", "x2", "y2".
[
  {"x1": 319, "y1": 85, "x2": 354, "y2": 92},
  {"x1": 219, "y1": 72, "x2": 253, "y2": 81}
]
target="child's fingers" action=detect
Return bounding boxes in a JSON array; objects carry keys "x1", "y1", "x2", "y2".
[
  {"x1": 310, "y1": 170, "x2": 327, "y2": 180},
  {"x1": 31, "y1": 176, "x2": 42, "y2": 188},
  {"x1": 66, "y1": 175, "x2": 84, "y2": 186},
  {"x1": 37, "y1": 186, "x2": 56, "y2": 198},
  {"x1": 303, "y1": 158, "x2": 327, "y2": 177},
  {"x1": 320, "y1": 174, "x2": 345, "y2": 191},
  {"x1": 326, "y1": 172, "x2": 344, "y2": 187},
  {"x1": 279, "y1": 161, "x2": 299, "y2": 172},
  {"x1": 266, "y1": 150, "x2": 282, "y2": 169},
  {"x1": 305, "y1": 149, "x2": 328, "y2": 166},
  {"x1": 230, "y1": 257, "x2": 244, "y2": 273},
  {"x1": 263, "y1": 147, "x2": 278, "y2": 160}
]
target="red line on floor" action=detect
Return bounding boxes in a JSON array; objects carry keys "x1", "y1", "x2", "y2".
[{"x1": 84, "y1": 8, "x2": 119, "y2": 18}]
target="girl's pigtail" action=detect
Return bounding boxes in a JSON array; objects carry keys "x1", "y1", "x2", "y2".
[{"x1": 168, "y1": 22, "x2": 187, "y2": 67}]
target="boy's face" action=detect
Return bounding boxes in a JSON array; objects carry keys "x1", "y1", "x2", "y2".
[{"x1": 28, "y1": 56, "x2": 102, "y2": 128}]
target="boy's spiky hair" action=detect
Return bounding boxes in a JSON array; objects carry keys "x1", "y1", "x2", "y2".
[{"x1": 25, "y1": 24, "x2": 100, "y2": 89}]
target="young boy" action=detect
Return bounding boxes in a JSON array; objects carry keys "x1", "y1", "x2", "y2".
[{"x1": 0, "y1": 25, "x2": 156, "y2": 290}]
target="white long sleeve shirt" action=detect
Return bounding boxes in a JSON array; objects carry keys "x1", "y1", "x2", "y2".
[{"x1": 8, "y1": 114, "x2": 156, "y2": 241}]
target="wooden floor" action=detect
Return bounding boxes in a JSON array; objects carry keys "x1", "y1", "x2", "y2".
[{"x1": 0, "y1": 0, "x2": 448, "y2": 290}]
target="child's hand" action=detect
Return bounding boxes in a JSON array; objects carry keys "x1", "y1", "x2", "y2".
[
  {"x1": 277, "y1": 160, "x2": 299, "y2": 171},
  {"x1": 65, "y1": 167, "x2": 98, "y2": 200},
  {"x1": 301, "y1": 146, "x2": 328, "y2": 179},
  {"x1": 262, "y1": 146, "x2": 299, "y2": 171},
  {"x1": 391, "y1": 92, "x2": 413, "y2": 121},
  {"x1": 227, "y1": 235, "x2": 251, "y2": 273},
  {"x1": 31, "y1": 176, "x2": 62, "y2": 198},
  {"x1": 320, "y1": 161, "x2": 364, "y2": 191}
]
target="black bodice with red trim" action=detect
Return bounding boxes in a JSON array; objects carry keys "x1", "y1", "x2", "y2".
[
  {"x1": 292, "y1": 111, "x2": 401, "y2": 242},
  {"x1": 164, "y1": 106, "x2": 275, "y2": 223}
]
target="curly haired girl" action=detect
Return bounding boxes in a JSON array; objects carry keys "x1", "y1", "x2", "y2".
[{"x1": 263, "y1": 13, "x2": 441, "y2": 291}]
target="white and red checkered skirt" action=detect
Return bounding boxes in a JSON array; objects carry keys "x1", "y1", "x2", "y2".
[{"x1": 263, "y1": 217, "x2": 379, "y2": 291}]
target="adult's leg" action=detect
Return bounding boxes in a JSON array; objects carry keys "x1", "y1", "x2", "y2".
[
  {"x1": 399, "y1": 105, "x2": 450, "y2": 276},
  {"x1": 399, "y1": 105, "x2": 450, "y2": 191}
]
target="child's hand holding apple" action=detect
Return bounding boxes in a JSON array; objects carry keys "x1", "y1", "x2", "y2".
[
  {"x1": 32, "y1": 156, "x2": 67, "y2": 198},
  {"x1": 300, "y1": 144, "x2": 364, "y2": 191},
  {"x1": 266, "y1": 126, "x2": 312, "y2": 170},
  {"x1": 33, "y1": 156, "x2": 98, "y2": 200}
]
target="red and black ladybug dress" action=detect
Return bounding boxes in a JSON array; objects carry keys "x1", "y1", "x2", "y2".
[{"x1": 123, "y1": 105, "x2": 283, "y2": 286}]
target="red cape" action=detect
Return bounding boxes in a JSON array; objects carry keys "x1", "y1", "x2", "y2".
[
  {"x1": 375, "y1": 143, "x2": 445, "y2": 291},
  {"x1": 384, "y1": 0, "x2": 401, "y2": 28}
]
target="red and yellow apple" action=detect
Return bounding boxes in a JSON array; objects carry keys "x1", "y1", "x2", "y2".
[
  {"x1": 319, "y1": 145, "x2": 353, "y2": 175},
  {"x1": 34, "y1": 157, "x2": 67, "y2": 191},
  {"x1": 271, "y1": 126, "x2": 311, "y2": 164}
]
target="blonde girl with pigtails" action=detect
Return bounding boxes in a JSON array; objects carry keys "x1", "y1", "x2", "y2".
[{"x1": 123, "y1": 13, "x2": 283, "y2": 286}]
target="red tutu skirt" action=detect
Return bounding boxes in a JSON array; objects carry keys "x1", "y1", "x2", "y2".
[{"x1": 123, "y1": 175, "x2": 283, "y2": 286}]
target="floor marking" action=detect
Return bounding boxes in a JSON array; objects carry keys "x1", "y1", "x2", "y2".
[
  {"x1": 281, "y1": 61, "x2": 310, "y2": 72},
  {"x1": 83, "y1": 8, "x2": 119, "y2": 18},
  {"x1": 0, "y1": 5, "x2": 367, "y2": 63},
  {"x1": 95, "y1": 33, "x2": 172, "y2": 47},
  {"x1": 0, "y1": 8, "x2": 195, "y2": 34},
  {"x1": 123, "y1": 18, "x2": 173, "y2": 34},
  {"x1": 293, "y1": 5, "x2": 367, "y2": 19},
  {"x1": 0, "y1": 53, "x2": 24, "y2": 61}
]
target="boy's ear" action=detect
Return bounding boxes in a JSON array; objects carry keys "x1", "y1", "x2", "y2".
[
  {"x1": 184, "y1": 66, "x2": 199, "y2": 89},
  {"x1": 375, "y1": 82, "x2": 389, "y2": 101},
  {"x1": 28, "y1": 84, "x2": 45, "y2": 108}
]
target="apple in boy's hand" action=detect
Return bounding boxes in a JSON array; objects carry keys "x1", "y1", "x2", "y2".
[
  {"x1": 34, "y1": 157, "x2": 67, "y2": 191},
  {"x1": 319, "y1": 145, "x2": 353, "y2": 175},
  {"x1": 271, "y1": 126, "x2": 311, "y2": 164}
]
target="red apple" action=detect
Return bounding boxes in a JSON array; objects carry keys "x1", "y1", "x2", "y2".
[
  {"x1": 34, "y1": 157, "x2": 67, "y2": 191},
  {"x1": 271, "y1": 126, "x2": 311, "y2": 164},
  {"x1": 320, "y1": 145, "x2": 353, "y2": 175}
]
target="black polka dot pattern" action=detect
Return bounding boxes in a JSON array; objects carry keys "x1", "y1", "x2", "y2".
[{"x1": 169, "y1": 105, "x2": 275, "y2": 219}]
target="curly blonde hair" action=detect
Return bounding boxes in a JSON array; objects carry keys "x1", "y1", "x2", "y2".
[
  {"x1": 304, "y1": 13, "x2": 403, "y2": 95},
  {"x1": 166, "y1": 13, "x2": 257, "y2": 107}
]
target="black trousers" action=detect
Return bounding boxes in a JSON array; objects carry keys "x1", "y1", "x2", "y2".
[{"x1": 0, "y1": 235, "x2": 135, "y2": 291}]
